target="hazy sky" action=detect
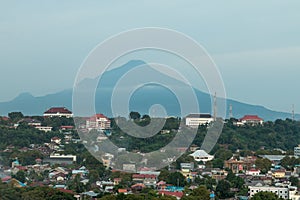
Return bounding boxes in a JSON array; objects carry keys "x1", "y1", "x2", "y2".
[{"x1": 1, "y1": 1, "x2": 300, "y2": 113}]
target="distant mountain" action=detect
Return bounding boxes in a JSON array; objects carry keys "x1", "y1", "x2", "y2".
[{"x1": 0, "y1": 60, "x2": 298, "y2": 121}]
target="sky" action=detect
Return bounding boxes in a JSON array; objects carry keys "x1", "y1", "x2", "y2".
[{"x1": 0, "y1": 1, "x2": 300, "y2": 113}]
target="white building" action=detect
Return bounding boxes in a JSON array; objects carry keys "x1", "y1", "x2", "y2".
[
  {"x1": 294, "y1": 144, "x2": 300, "y2": 157},
  {"x1": 246, "y1": 168, "x2": 261, "y2": 176},
  {"x1": 248, "y1": 186, "x2": 289, "y2": 199},
  {"x1": 185, "y1": 113, "x2": 214, "y2": 127},
  {"x1": 43, "y1": 107, "x2": 73, "y2": 118},
  {"x1": 86, "y1": 114, "x2": 111, "y2": 130},
  {"x1": 36, "y1": 126, "x2": 53, "y2": 132},
  {"x1": 239, "y1": 115, "x2": 263, "y2": 125},
  {"x1": 189, "y1": 150, "x2": 214, "y2": 163},
  {"x1": 50, "y1": 154, "x2": 77, "y2": 162}
]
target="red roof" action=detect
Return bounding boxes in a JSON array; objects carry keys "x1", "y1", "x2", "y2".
[
  {"x1": 57, "y1": 188, "x2": 75, "y2": 194},
  {"x1": 118, "y1": 189, "x2": 127, "y2": 193},
  {"x1": 44, "y1": 107, "x2": 72, "y2": 114},
  {"x1": 89, "y1": 114, "x2": 109, "y2": 121},
  {"x1": 159, "y1": 191, "x2": 184, "y2": 198},
  {"x1": 60, "y1": 125, "x2": 74, "y2": 129},
  {"x1": 132, "y1": 174, "x2": 157, "y2": 179},
  {"x1": 0, "y1": 116, "x2": 9, "y2": 121},
  {"x1": 240, "y1": 115, "x2": 263, "y2": 121}
]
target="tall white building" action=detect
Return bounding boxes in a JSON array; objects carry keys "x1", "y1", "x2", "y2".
[
  {"x1": 86, "y1": 114, "x2": 111, "y2": 130},
  {"x1": 294, "y1": 144, "x2": 300, "y2": 157}
]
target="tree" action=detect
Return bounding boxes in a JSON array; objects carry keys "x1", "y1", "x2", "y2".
[
  {"x1": 166, "y1": 172, "x2": 186, "y2": 187},
  {"x1": 289, "y1": 176, "x2": 299, "y2": 187},
  {"x1": 189, "y1": 185, "x2": 210, "y2": 200},
  {"x1": 255, "y1": 158, "x2": 272, "y2": 173},
  {"x1": 8, "y1": 112, "x2": 24, "y2": 121},
  {"x1": 129, "y1": 111, "x2": 141, "y2": 120},
  {"x1": 251, "y1": 191, "x2": 282, "y2": 200},
  {"x1": 216, "y1": 179, "x2": 233, "y2": 199},
  {"x1": 14, "y1": 170, "x2": 26, "y2": 183}
]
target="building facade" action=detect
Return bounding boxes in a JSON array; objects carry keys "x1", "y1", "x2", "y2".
[
  {"x1": 43, "y1": 107, "x2": 73, "y2": 118},
  {"x1": 185, "y1": 114, "x2": 214, "y2": 127},
  {"x1": 248, "y1": 186, "x2": 289, "y2": 199},
  {"x1": 86, "y1": 114, "x2": 111, "y2": 130}
]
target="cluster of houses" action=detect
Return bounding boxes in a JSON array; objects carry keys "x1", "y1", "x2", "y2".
[
  {"x1": 1, "y1": 107, "x2": 299, "y2": 199},
  {"x1": 185, "y1": 113, "x2": 264, "y2": 127}
]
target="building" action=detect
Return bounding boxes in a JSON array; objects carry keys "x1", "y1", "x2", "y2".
[
  {"x1": 43, "y1": 154, "x2": 76, "y2": 165},
  {"x1": 185, "y1": 113, "x2": 214, "y2": 127},
  {"x1": 246, "y1": 168, "x2": 261, "y2": 176},
  {"x1": 248, "y1": 186, "x2": 289, "y2": 199},
  {"x1": 224, "y1": 157, "x2": 256, "y2": 173},
  {"x1": 239, "y1": 115, "x2": 263, "y2": 125},
  {"x1": 18, "y1": 118, "x2": 41, "y2": 126},
  {"x1": 189, "y1": 150, "x2": 214, "y2": 162},
  {"x1": 43, "y1": 107, "x2": 73, "y2": 118},
  {"x1": 35, "y1": 126, "x2": 53, "y2": 132},
  {"x1": 294, "y1": 144, "x2": 300, "y2": 157},
  {"x1": 86, "y1": 114, "x2": 111, "y2": 130}
]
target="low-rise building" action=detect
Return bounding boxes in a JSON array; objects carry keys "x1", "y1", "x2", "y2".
[
  {"x1": 239, "y1": 115, "x2": 263, "y2": 125},
  {"x1": 43, "y1": 107, "x2": 73, "y2": 118},
  {"x1": 189, "y1": 150, "x2": 214, "y2": 163},
  {"x1": 248, "y1": 186, "x2": 289, "y2": 199},
  {"x1": 35, "y1": 126, "x2": 53, "y2": 132},
  {"x1": 185, "y1": 113, "x2": 214, "y2": 127}
]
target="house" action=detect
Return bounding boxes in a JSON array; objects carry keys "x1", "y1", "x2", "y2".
[
  {"x1": 35, "y1": 126, "x2": 53, "y2": 132},
  {"x1": 18, "y1": 118, "x2": 41, "y2": 126},
  {"x1": 248, "y1": 186, "x2": 289, "y2": 199},
  {"x1": 246, "y1": 168, "x2": 261, "y2": 176},
  {"x1": 51, "y1": 137, "x2": 61, "y2": 144},
  {"x1": 239, "y1": 115, "x2": 263, "y2": 125},
  {"x1": 272, "y1": 169, "x2": 286, "y2": 178},
  {"x1": 43, "y1": 107, "x2": 73, "y2": 118},
  {"x1": 185, "y1": 113, "x2": 214, "y2": 127},
  {"x1": 60, "y1": 126, "x2": 74, "y2": 131},
  {"x1": 189, "y1": 150, "x2": 214, "y2": 162},
  {"x1": 158, "y1": 191, "x2": 183, "y2": 200},
  {"x1": 86, "y1": 114, "x2": 111, "y2": 130}
]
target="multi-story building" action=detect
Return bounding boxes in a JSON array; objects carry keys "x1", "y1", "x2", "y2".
[
  {"x1": 86, "y1": 114, "x2": 111, "y2": 130},
  {"x1": 294, "y1": 144, "x2": 300, "y2": 157},
  {"x1": 185, "y1": 113, "x2": 214, "y2": 127},
  {"x1": 248, "y1": 186, "x2": 289, "y2": 199}
]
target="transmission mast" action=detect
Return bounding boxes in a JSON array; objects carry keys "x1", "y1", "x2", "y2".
[
  {"x1": 229, "y1": 104, "x2": 233, "y2": 119},
  {"x1": 213, "y1": 92, "x2": 217, "y2": 121},
  {"x1": 292, "y1": 104, "x2": 295, "y2": 121}
]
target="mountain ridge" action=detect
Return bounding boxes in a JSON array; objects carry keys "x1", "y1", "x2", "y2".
[{"x1": 0, "y1": 60, "x2": 298, "y2": 121}]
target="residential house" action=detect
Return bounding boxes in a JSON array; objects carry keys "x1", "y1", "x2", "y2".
[{"x1": 239, "y1": 115, "x2": 263, "y2": 125}]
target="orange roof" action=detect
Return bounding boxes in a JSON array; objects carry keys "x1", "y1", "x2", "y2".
[
  {"x1": 118, "y1": 189, "x2": 127, "y2": 193},
  {"x1": 240, "y1": 115, "x2": 263, "y2": 121}
]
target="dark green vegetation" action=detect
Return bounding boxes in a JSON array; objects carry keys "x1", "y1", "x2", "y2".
[
  {"x1": 0, "y1": 180, "x2": 75, "y2": 200},
  {"x1": 109, "y1": 117, "x2": 300, "y2": 153}
]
